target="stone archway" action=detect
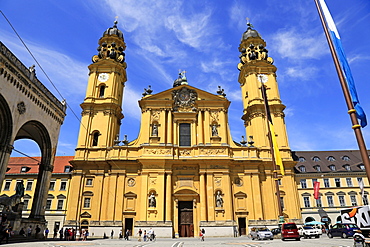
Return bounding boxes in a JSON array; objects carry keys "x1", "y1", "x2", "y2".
[{"x1": 0, "y1": 42, "x2": 66, "y2": 222}]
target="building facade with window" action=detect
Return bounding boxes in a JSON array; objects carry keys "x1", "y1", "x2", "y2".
[
  {"x1": 64, "y1": 22, "x2": 301, "y2": 238},
  {"x1": 1, "y1": 156, "x2": 73, "y2": 232},
  {"x1": 293, "y1": 150, "x2": 369, "y2": 226}
]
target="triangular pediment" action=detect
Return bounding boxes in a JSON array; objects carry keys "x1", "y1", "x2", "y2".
[
  {"x1": 139, "y1": 85, "x2": 230, "y2": 109},
  {"x1": 234, "y1": 191, "x2": 247, "y2": 198},
  {"x1": 80, "y1": 211, "x2": 91, "y2": 218}
]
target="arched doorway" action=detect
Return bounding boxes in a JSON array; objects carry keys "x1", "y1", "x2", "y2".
[{"x1": 0, "y1": 94, "x2": 13, "y2": 182}]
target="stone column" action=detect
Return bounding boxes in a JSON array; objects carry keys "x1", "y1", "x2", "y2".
[
  {"x1": 174, "y1": 199, "x2": 179, "y2": 238},
  {"x1": 29, "y1": 158, "x2": 54, "y2": 220},
  {"x1": 199, "y1": 172, "x2": 207, "y2": 221},
  {"x1": 165, "y1": 172, "x2": 172, "y2": 222},
  {"x1": 167, "y1": 110, "x2": 173, "y2": 144},
  {"x1": 197, "y1": 110, "x2": 204, "y2": 144}
]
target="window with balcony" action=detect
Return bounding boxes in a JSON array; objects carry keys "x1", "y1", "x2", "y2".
[{"x1": 350, "y1": 195, "x2": 357, "y2": 206}]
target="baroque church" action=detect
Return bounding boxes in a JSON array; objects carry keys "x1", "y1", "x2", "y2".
[{"x1": 64, "y1": 21, "x2": 302, "y2": 238}]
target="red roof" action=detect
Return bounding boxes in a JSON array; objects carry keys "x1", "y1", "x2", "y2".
[{"x1": 7, "y1": 156, "x2": 74, "y2": 174}]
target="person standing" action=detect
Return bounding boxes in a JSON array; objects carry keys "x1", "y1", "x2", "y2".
[
  {"x1": 119, "y1": 229, "x2": 122, "y2": 239},
  {"x1": 143, "y1": 230, "x2": 147, "y2": 242},
  {"x1": 59, "y1": 228, "x2": 64, "y2": 240},
  {"x1": 27, "y1": 226, "x2": 32, "y2": 237},
  {"x1": 53, "y1": 228, "x2": 58, "y2": 239},
  {"x1": 35, "y1": 225, "x2": 41, "y2": 239},
  {"x1": 44, "y1": 228, "x2": 49, "y2": 239},
  {"x1": 111, "y1": 229, "x2": 114, "y2": 239}
]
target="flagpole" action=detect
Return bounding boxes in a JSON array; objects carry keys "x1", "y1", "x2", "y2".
[
  {"x1": 314, "y1": 0, "x2": 370, "y2": 183},
  {"x1": 260, "y1": 82, "x2": 283, "y2": 217}
]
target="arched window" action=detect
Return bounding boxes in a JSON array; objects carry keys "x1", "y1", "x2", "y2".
[
  {"x1": 99, "y1": 85, "x2": 105, "y2": 98},
  {"x1": 298, "y1": 166, "x2": 306, "y2": 172},
  {"x1": 312, "y1": 156, "x2": 320, "y2": 162},
  {"x1": 298, "y1": 157, "x2": 306, "y2": 162},
  {"x1": 314, "y1": 165, "x2": 321, "y2": 172},
  {"x1": 327, "y1": 156, "x2": 336, "y2": 162},
  {"x1": 92, "y1": 131, "x2": 100, "y2": 146},
  {"x1": 342, "y1": 156, "x2": 350, "y2": 161}
]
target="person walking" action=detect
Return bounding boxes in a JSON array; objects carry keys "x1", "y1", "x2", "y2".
[
  {"x1": 59, "y1": 228, "x2": 63, "y2": 240},
  {"x1": 137, "y1": 228, "x2": 142, "y2": 241},
  {"x1": 35, "y1": 225, "x2": 41, "y2": 239},
  {"x1": 27, "y1": 226, "x2": 32, "y2": 237},
  {"x1": 143, "y1": 230, "x2": 147, "y2": 242},
  {"x1": 119, "y1": 229, "x2": 123, "y2": 239},
  {"x1": 201, "y1": 228, "x2": 205, "y2": 241}
]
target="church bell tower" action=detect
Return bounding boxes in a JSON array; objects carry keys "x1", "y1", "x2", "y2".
[
  {"x1": 75, "y1": 21, "x2": 127, "y2": 157},
  {"x1": 237, "y1": 23, "x2": 291, "y2": 159}
]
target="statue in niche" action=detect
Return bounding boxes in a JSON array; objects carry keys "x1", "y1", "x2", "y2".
[
  {"x1": 148, "y1": 192, "x2": 156, "y2": 207},
  {"x1": 216, "y1": 191, "x2": 223, "y2": 208},
  {"x1": 211, "y1": 124, "x2": 218, "y2": 137},
  {"x1": 152, "y1": 123, "x2": 158, "y2": 136}
]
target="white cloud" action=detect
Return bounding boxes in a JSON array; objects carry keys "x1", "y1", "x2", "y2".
[
  {"x1": 271, "y1": 29, "x2": 327, "y2": 60},
  {"x1": 284, "y1": 66, "x2": 319, "y2": 81}
]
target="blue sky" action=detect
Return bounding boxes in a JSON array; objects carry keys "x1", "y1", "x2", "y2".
[{"x1": 1, "y1": 0, "x2": 370, "y2": 157}]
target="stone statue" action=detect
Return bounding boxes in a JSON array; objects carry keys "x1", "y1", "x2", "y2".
[
  {"x1": 15, "y1": 181, "x2": 24, "y2": 197},
  {"x1": 216, "y1": 191, "x2": 223, "y2": 208},
  {"x1": 148, "y1": 192, "x2": 156, "y2": 207},
  {"x1": 152, "y1": 124, "x2": 158, "y2": 137},
  {"x1": 212, "y1": 124, "x2": 218, "y2": 137}
]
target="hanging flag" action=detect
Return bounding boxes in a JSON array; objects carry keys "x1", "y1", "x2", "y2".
[
  {"x1": 359, "y1": 178, "x2": 365, "y2": 199},
  {"x1": 318, "y1": 0, "x2": 367, "y2": 127},
  {"x1": 314, "y1": 181, "x2": 320, "y2": 200},
  {"x1": 261, "y1": 84, "x2": 285, "y2": 176}
]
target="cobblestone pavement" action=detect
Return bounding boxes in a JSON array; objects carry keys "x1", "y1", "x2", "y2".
[{"x1": 2, "y1": 235, "x2": 355, "y2": 247}]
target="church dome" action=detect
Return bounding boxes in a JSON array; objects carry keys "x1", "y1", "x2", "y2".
[
  {"x1": 241, "y1": 26, "x2": 261, "y2": 41},
  {"x1": 103, "y1": 20, "x2": 123, "y2": 39}
]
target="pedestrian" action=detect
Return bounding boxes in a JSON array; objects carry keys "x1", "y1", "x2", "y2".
[
  {"x1": 0, "y1": 225, "x2": 10, "y2": 244},
  {"x1": 44, "y1": 228, "x2": 49, "y2": 239},
  {"x1": 76, "y1": 229, "x2": 80, "y2": 241},
  {"x1": 111, "y1": 229, "x2": 114, "y2": 239},
  {"x1": 84, "y1": 230, "x2": 89, "y2": 241},
  {"x1": 201, "y1": 228, "x2": 205, "y2": 241},
  {"x1": 125, "y1": 229, "x2": 129, "y2": 240},
  {"x1": 35, "y1": 225, "x2": 41, "y2": 239},
  {"x1": 148, "y1": 228, "x2": 153, "y2": 241},
  {"x1": 59, "y1": 228, "x2": 64, "y2": 240},
  {"x1": 119, "y1": 229, "x2": 123, "y2": 239},
  {"x1": 53, "y1": 228, "x2": 58, "y2": 239},
  {"x1": 138, "y1": 228, "x2": 142, "y2": 241},
  {"x1": 27, "y1": 225, "x2": 32, "y2": 237},
  {"x1": 19, "y1": 227, "x2": 26, "y2": 237},
  {"x1": 143, "y1": 230, "x2": 147, "y2": 241},
  {"x1": 64, "y1": 228, "x2": 68, "y2": 240}
]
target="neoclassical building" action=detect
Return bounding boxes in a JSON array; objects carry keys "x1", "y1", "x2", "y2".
[{"x1": 65, "y1": 21, "x2": 301, "y2": 237}]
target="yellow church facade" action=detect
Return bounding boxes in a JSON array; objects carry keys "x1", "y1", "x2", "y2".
[{"x1": 65, "y1": 21, "x2": 302, "y2": 237}]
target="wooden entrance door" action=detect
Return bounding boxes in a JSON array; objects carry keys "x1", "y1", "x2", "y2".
[
  {"x1": 178, "y1": 201, "x2": 194, "y2": 237},
  {"x1": 238, "y1": 217, "x2": 246, "y2": 236}
]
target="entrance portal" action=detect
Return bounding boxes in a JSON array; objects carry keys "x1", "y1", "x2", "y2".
[
  {"x1": 238, "y1": 217, "x2": 246, "y2": 236},
  {"x1": 178, "y1": 201, "x2": 194, "y2": 237},
  {"x1": 125, "y1": 218, "x2": 133, "y2": 236}
]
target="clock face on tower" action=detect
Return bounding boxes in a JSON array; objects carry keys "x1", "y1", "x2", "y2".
[{"x1": 98, "y1": 73, "x2": 109, "y2": 82}]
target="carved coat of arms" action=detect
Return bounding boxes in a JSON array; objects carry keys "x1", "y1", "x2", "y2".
[{"x1": 172, "y1": 87, "x2": 197, "y2": 111}]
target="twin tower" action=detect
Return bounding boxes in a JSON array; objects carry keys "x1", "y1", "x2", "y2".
[{"x1": 66, "y1": 21, "x2": 301, "y2": 238}]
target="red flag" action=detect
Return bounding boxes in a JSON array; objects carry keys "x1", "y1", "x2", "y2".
[{"x1": 314, "y1": 181, "x2": 320, "y2": 199}]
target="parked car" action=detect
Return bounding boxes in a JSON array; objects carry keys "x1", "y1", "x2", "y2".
[
  {"x1": 250, "y1": 227, "x2": 274, "y2": 240},
  {"x1": 281, "y1": 222, "x2": 300, "y2": 241},
  {"x1": 298, "y1": 226, "x2": 321, "y2": 238},
  {"x1": 327, "y1": 223, "x2": 360, "y2": 238},
  {"x1": 271, "y1": 228, "x2": 281, "y2": 235}
]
